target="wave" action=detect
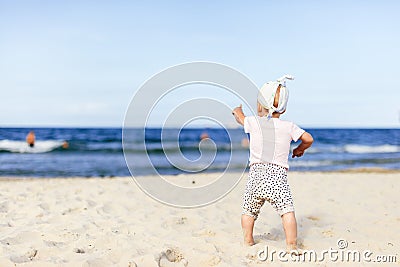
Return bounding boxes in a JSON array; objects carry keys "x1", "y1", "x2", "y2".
[
  {"x1": 289, "y1": 157, "x2": 400, "y2": 168},
  {"x1": 289, "y1": 160, "x2": 334, "y2": 167},
  {"x1": 0, "y1": 140, "x2": 65, "y2": 153},
  {"x1": 297, "y1": 144, "x2": 400, "y2": 154},
  {"x1": 344, "y1": 144, "x2": 399, "y2": 154},
  {"x1": 1, "y1": 138, "x2": 398, "y2": 156},
  {"x1": 128, "y1": 143, "x2": 400, "y2": 155},
  {"x1": 121, "y1": 143, "x2": 400, "y2": 155}
]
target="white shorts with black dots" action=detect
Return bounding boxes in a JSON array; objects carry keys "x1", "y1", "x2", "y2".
[{"x1": 242, "y1": 163, "x2": 294, "y2": 219}]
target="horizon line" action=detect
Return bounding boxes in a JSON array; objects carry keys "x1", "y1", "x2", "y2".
[{"x1": 0, "y1": 125, "x2": 399, "y2": 130}]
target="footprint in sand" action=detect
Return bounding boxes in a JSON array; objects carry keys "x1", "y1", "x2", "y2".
[
  {"x1": 74, "y1": 248, "x2": 85, "y2": 254},
  {"x1": 322, "y1": 229, "x2": 334, "y2": 237},
  {"x1": 86, "y1": 199, "x2": 97, "y2": 207},
  {"x1": 162, "y1": 217, "x2": 190, "y2": 230},
  {"x1": 192, "y1": 229, "x2": 216, "y2": 237},
  {"x1": 255, "y1": 228, "x2": 284, "y2": 242},
  {"x1": 1, "y1": 231, "x2": 43, "y2": 246},
  {"x1": 158, "y1": 247, "x2": 188, "y2": 267},
  {"x1": 0, "y1": 201, "x2": 9, "y2": 213},
  {"x1": 99, "y1": 202, "x2": 127, "y2": 215},
  {"x1": 10, "y1": 249, "x2": 37, "y2": 263},
  {"x1": 176, "y1": 217, "x2": 187, "y2": 225},
  {"x1": 39, "y1": 203, "x2": 50, "y2": 211},
  {"x1": 43, "y1": 240, "x2": 66, "y2": 248},
  {"x1": 306, "y1": 215, "x2": 320, "y2": 221}
]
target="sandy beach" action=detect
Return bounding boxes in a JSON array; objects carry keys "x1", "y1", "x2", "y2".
[{"x1": 0, "y1": 171, "x2": 399, "y2": 266}]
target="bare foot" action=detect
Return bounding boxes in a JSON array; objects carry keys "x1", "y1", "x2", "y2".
[
  {"x1": 244, "y1": 241, "x2": 255, "y2": 246},
  {"x1": 241, "y1": 214, "x2": 256, "y2": 246},
  {"x1": 286, "y1": 244, "x2": 302, "y2": 255},
  {"x1": 243, "y1": 235, "x2": 256, "y2": 246}
]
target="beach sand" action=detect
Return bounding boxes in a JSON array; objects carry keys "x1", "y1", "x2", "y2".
[{"x1": 0, "y1": 172, "x2": 399, "y2": 266}]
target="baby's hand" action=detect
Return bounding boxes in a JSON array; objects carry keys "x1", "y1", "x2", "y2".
[
  {"x1": 232, "y1": 104, "x2": 243, "y2": 116},
  {"x1": 292, "y1": 147, "x2": 304, "y2": 158},
  {"x1": 292, "y1": 132, "x2": 313, "y2": 158},
  {"x1": 232, "y1": 104, "x2": 245, "y2": 126}
]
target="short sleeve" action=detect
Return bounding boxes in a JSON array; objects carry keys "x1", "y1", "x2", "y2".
[
  {"x1": 290, "y1": 123, "x2": 305, "y2": 142},
  {"x1": 243, "y1": 116, "x2": 256, "y2": 133}
]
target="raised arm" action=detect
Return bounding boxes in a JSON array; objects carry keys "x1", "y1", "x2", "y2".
[
  {"x1": 232, "y1": 104, "x2": 246, "y2": 126},
  {"x1": 292, "y1": 132, "x2": 313, "y2": 158}
]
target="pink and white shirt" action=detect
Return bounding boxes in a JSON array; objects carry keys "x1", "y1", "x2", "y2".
[{"x1": 244, "y1": 116, "x2": 305, "y2": 169}]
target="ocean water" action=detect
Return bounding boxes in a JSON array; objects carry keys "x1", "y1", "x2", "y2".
[{"x1": 0, "y1": 127, "x2": 399, "y2": 177}]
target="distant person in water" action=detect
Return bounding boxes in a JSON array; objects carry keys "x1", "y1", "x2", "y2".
[
  {"x1": 200, "y1": 132, "x2": 209, "y2": 140},
  {"x1": 62, "y1": 141, "x2": 69, "y2": 149},
  {"x1": 26, "y1": 131, "x2": 35, "y2": 147}
]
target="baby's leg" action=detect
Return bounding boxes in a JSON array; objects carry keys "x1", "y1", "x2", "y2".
[
  {"x1": 241, "y1": 214, "x2": 255, "y2": 246},
  {"x1": 241, "y1": 165, "x2": 264, "y2": 246},
  {"x1": 281, "y1": 211, "x2": 297, "y2": 246}
]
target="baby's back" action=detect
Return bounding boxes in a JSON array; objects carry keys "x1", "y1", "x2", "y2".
[{"x1": 244, "y1": 117, "x2": 304, "y2": 168}]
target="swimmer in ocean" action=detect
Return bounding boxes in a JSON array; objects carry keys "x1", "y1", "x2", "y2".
[{"x1": 26, "y1": 131, "x2": 35, "y2": 147}]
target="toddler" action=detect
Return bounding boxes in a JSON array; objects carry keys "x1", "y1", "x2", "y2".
[{"x1": 232, "y1": 75, "x2": 313, "y2": 253}]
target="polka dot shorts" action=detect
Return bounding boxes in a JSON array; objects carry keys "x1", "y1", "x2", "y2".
[{"x1": 242, "y1": 163, "x2": 294, "y2": 219}]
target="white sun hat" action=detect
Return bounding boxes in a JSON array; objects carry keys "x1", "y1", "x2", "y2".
[{"x1": 257, "y1": 74, "x2": 294, "y2": 118}]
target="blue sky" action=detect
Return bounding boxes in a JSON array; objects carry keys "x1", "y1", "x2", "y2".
[{"x1": 0, "y1": 1, "x2": 399, "y2": 128}]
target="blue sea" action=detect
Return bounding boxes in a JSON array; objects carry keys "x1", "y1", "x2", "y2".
[{"x1": 0, "y1": 128, "x2": 399, "y2": 177}]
